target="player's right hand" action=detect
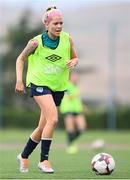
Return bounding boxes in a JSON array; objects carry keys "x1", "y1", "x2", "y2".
[{"x1": 15, "y1": 81, "x2": 26, "y2": 94}]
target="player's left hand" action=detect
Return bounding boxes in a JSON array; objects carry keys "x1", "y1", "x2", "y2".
[{"x1": 67, "y1": 58, "x2": 78, "y2": 69}]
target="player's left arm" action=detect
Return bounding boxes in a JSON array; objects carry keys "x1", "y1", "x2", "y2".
[{"x1": 67, "y1": 36, "x2": 78, "y2": 69}]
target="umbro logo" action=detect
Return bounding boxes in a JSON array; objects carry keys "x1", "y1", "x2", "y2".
[{"x1": 45, "y1": 54, "x2": 62, "y2": 62}]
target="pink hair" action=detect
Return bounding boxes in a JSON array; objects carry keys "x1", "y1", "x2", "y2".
[{"x1": 43, "y1": 9, "x2": 62, "y2": 24}]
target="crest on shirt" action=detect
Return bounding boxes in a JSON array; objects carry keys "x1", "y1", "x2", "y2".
[
  {"x1": 36, "y1": 87, "x2": 44, "y2": 93},
  {"x1": 45, "y1": 54, "x2": 62, "y2": 62}
]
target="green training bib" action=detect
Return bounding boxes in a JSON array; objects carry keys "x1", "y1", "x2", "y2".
[{"x1": 26, "y1": 31, "x2": 70, "y2": 91}]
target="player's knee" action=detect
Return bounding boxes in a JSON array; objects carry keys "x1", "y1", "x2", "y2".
[
  {"x1": 47, "y1": 117, "x2": 58, "y2": 127},
  {"x1": 80, "y1": 126, "x2": 86, "y2": 132}
]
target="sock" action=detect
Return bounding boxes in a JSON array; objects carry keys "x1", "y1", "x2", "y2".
[
  {"x1": 21, "y1": 137, "x2": 39, "y2": 159},
  {"x1": 40, "y1": 139, "x2": 52, "y2": 162},
  {"x1": 67, "y1": 132, "x2": 76, "y2": 144},
  {"x1": 75, "y1": 129, "x2": 82, "y2": 139},
  {"x1": 67, "y1": 130, "x2": 83, "y2": 145}
]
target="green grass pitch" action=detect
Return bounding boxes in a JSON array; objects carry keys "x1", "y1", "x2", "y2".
[{"x1": 0, "y1": 129, "x2": 130, "y2": 179}]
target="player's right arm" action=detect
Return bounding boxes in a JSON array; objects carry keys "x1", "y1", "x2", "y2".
[{"x1": 15, "y1": 40, "x2": 38, "y2": 93}]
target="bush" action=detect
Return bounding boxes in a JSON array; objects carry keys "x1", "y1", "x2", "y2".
[
  {"x1": 1, "y1": 106, "x2": 130, "y2": 129},
  {"x1": 2, "y1": 108, "x2": 39, "y2": 128},
  {"x1": 116, "y1": 107, "x2": 130, "y2": 129}
]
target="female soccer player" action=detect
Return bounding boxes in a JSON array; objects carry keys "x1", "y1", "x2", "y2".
[
  {"x1": 15, "y1": 5, "x2": 78, "y2": 173},
  {"x1": 60, "y1": 71, "x2": 87, "y2": 154}
]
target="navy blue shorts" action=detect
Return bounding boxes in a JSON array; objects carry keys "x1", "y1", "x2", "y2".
[
  {"x1": 63, "y1": 112, "x2": 80, "y2": 116},
  {"x1": 30, "y1": 83, "x2": 65, "y2": 106}
]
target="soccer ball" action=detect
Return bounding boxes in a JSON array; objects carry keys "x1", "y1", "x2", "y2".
[{"x1": 91, "y1": 152, "x2": 115, "y2": 175}]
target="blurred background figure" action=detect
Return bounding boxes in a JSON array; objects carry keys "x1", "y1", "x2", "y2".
[{"x1": 60, "y1": 71, "x2": 87, "y2": 154}]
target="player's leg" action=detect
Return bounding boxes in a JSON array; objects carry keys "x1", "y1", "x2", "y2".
[
  {"x1": 64, "y1": 114, "x2": 78, "y2": 154},
  {"x1": 31, "y1": 112, "x2": 46, "y2": 141},
  {"x1": 17, "y1": 112, "x2": 46, "y2": 173},
  {"x1": 75, "y1": 114, "x2": 87, "y2": 139},
  {"x1": 34, "y1": 94, "x2": 58, "y2": 173},
  {"x1": 64, "y1": 114, "x2": 76, "y2": 144}
]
